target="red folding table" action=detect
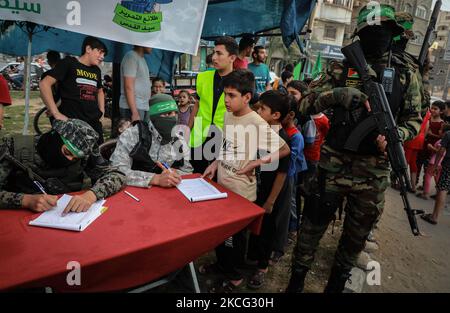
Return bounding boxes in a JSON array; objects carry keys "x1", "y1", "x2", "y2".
[{"x1": 0, "y1": 175, "x2": 264, "y2": 292}]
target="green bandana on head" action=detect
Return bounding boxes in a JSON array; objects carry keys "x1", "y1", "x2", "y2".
[
  {"x1": 61, "y1": 136, "x2": 84, "y2": 158},
  {"x1": 149, "y1": 100, "x2": 178, "y2": 116},
  {"x1": 355, "y1": 4, "x2": 403, "y2": 36},
  {"x1": 149, "y1": 94, "x2": 179, "y2": 117}
]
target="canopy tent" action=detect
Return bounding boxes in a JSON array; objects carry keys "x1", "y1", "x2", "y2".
[
  {"x1": 0, "y1": 24, "x2": 178, "y2": 82},
  {"x1": 0, "y1": 0, "x2": 316, "y2": 134},
  {"x1": 0, "y1": 0, "x2": 316, "y2": 79}
]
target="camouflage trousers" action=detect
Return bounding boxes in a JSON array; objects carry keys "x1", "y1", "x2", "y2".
[{"x1": 292, "y1": 144, "x2": 390, "y2": 272}]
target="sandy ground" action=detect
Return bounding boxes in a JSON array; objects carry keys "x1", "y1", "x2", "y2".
[
  {"x1": 365, "y1": 187, "x2": 450, "y2": 293},
  {"x1": 152, "y1": 185, "x2": 450, "y2": 293}
]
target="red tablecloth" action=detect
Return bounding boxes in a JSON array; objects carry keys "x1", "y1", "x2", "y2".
[{"x1": 0, "y1": 175, "x2": 264, "y2": 292}]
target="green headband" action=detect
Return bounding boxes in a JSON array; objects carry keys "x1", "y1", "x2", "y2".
[
  {"x1": 61, "y1": 136, "x2": 84, "y2": 158},
  {"x1": 149, "y1": 100, "x2": 178, "y2": 116},
  {"x1": 399, "y1": 21, "x2": 413, "y2": 31},
  {"x1": 357, "y1": 5, "x2": 396, "y2": 26}
]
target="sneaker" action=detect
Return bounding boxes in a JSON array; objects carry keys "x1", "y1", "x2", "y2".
[
  {"x1": 356, "y1": 251, "x2": 372, "y2": 271},
  {"x1": 364, "y1": 241, "x2": 379, "y2": 253}
]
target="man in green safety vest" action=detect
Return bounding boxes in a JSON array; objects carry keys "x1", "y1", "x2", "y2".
[{"x1": 188, "y1": 36, "x2": 239, "y2": 174}]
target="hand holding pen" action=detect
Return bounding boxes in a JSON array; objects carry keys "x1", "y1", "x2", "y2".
[{"x1": 154, "y1": 161, "x2": 182, "y2": 188}]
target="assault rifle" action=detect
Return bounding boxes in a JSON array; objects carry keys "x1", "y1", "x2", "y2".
[{"x1": 0, "y1": 147, "x2": 69, "y2": 195}]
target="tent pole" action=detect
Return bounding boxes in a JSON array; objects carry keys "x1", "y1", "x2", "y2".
[
  {"x1": 111, "y1": 62, "x2": 121, "y2": 138},
  {"x1": 23, "y1": 33, "x2": 32, "y2": 135}
]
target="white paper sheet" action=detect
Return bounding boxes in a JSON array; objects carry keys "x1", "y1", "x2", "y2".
[
  {"x1": 29, "y1": 194, "x2": 106, "y2": 232},
  {"x1": 176, "y1": 178, "x2": 228, "y2": 202}
]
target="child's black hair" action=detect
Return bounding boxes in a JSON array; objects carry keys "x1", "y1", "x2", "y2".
[
  {"x1": 239, "y1": 34, "x2": 255, "y2": 52},
  {"x1": 221, "y1": 69, "x2": 255, "y2": 97},
  {"x1": 214, "y1": 36, "x2": 239, "y2": 56},
  {"x1": 281, "y1": 71, "x2": 293, "y2": 83},
  {"x1": 259, "y1": 90, "x2": 289, "y2": 121},
  {"x1": 152, "y1": 76, "x2": 165, "y2": 85},
  {"x1": 286, "y1": 80, "x2": 308, "y2": 95},
  {"x1": 81, "y1": 36, "x2": 108, "y2": 56},
  {"x1": 432, "y1": 100, "x2": 445, "y2": 111}
]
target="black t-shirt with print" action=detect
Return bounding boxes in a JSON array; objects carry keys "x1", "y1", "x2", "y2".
[
  {"x1": 49, "y1": 56, "x2": 102, "y2": 122},
  {"x1": 256, "y1": 128, "x2": 291, "y2": 205}
]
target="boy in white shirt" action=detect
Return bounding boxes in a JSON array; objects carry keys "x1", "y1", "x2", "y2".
[{"x1": 201, "y1": 69, "x2": 290, "y2": 292}]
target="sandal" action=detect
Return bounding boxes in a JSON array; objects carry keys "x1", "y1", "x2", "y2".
[
  {"x1": 420, "y1": 213, "x2": 437, "y2": 225},
  {"x1": 247, "y1": 270, "x2": 266, "y2": 289},
  {"x1": 198, "y1": 262, "x2": 224, "y2": 275},
  {"x1": 209, "y1": 279, "x2": 245, "y2": 293},
  {"x1": 269, "y1": 251, "x2": 284, "y2": 265},
  {"x1": 416, "y1": 193, "x2": 429, "y2": 200}
]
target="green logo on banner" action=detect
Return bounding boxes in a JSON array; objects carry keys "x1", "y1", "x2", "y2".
[{"x1": 113, "y1": 3, "x2": 164, "y2": 33}]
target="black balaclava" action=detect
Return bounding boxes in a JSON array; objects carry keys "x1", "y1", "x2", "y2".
[
  {"x1": 37, "y1": 131, "x2": 77, "y2": 168},
  {"x1": 358, "y1": 24, "x2": 394, "y2": 58},
  {"x1": 150, "y1": 115, "x2": 178, "y2": 145}
]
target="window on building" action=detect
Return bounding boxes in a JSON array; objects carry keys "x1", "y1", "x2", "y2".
[
  {"x1": 413, "y1": 32, "x2": 424, "y2": 45},
  {"x1": 404, "y1": 3, "x2": 413, "y2": 14},
  {"x1": 416, "y1": 5, "x2": 427, "y2": 19},
  {"x1": 324, "y1": 25, "x2": 337, "y2": 40},
  {"x1": 446, "y1": 15, "x2": 450, "y2": 20}
]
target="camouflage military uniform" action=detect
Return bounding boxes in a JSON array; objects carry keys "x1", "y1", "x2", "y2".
[
  {"x1": 393, "y1": 12, "x2": 430, "y2": 116},
  {"x1": 288, "y1": 5, "x2": 422, "y2": 293},
  {"x1": 0, "y1": 119, "x2": 126, "y2": 209},
  {"x1": 110, "y1": 120, "x2": 193, "y2": 187}
]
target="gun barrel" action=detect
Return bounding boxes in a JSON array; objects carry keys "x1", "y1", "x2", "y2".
[{"x1": 418, "y1": 0, "x2": 442, "y2": 67}]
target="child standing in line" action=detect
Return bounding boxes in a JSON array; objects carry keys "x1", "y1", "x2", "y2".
[
  {"x1": 246, "y1": 90, "x2": 292, "y2": 289},
  {"x1": 421, "y1": 123, "x2": 450, "y2": 225},
  {"x1": 417, "y1": 101, "x2": 445, "y2": 194},
  {"x1": 176, "y1": 90, "x2": 193, "y2": 127},
  {"x1": 200, "y1": 70, "x2": 290, "y2": 292},
  {"x1": 276, "y1": 95, "x2": 307, "y2": 256},
  {"x1": 419, "y1": 123, "x2": 450, "y2": 199}
]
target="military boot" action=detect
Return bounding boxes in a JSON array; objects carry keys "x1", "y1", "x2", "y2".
[
  {"x1": 323, "y1": 264, "x2": 351, "y2": 293},
  {"x1": 285, "y1": 265, "x2": 309, "y2": 293}
]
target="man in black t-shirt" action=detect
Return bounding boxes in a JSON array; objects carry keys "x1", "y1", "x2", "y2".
[{"x1": 39, "y1": 37, "x2": 107, "y2": 144}]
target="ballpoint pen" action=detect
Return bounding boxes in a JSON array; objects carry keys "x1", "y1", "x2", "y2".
[{"x1": 33, "y1": 181, "x2": 47, "y2": 194}]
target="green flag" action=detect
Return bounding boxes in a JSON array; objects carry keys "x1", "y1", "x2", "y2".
[
  {"x1": 312, "y1": 52, "x2": 322, "y2": 79},
  {"x1": 293, "y1": 62, "x2": 302, "y2": 80}
]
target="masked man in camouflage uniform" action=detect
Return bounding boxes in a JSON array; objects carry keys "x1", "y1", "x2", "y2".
[
  {"x1": 110, "y1": 93, "x2": 193, "y2": 188},
  {"x1": 393, "y1": 12, "x2": 430, "y2": 115},
  {"x1": 0, "y1": 119, "x2": 126, "y2": 213},
  {"x1": 286, "y1": 4, "x2": 422, "y2": 293}
]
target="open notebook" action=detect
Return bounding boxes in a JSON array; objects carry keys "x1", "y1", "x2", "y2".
[
  {"x1": 176, "y1": 178, "x2": 228, "y2": 202},
  {"x1": 29, "y1": 194, "x2": 107, "y2": 232}
]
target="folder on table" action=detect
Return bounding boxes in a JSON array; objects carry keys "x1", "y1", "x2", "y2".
[
  {"x1": 29, "y1": 194, "x2": 107, "y2": 232},
  {"x1": 176, "y1": 178, "x2": 228, "y2": 202}
]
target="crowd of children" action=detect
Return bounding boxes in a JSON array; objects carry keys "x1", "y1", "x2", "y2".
[{"x1": 403, "y1": 100, "x2": 450, "y2": 225}]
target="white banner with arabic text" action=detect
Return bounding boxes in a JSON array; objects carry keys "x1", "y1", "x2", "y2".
[{"x1": 0, "y1": 0, "x2": 208, "y2": 55}]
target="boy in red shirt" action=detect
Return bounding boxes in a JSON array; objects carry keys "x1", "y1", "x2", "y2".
[{"x1": 302, "y1": 112, "x2": 330, "y2": 191}]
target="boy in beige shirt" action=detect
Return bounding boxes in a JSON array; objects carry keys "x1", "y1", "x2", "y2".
[{"x1": 201, "y1": 69, "x2": 290, "y2": 292}]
